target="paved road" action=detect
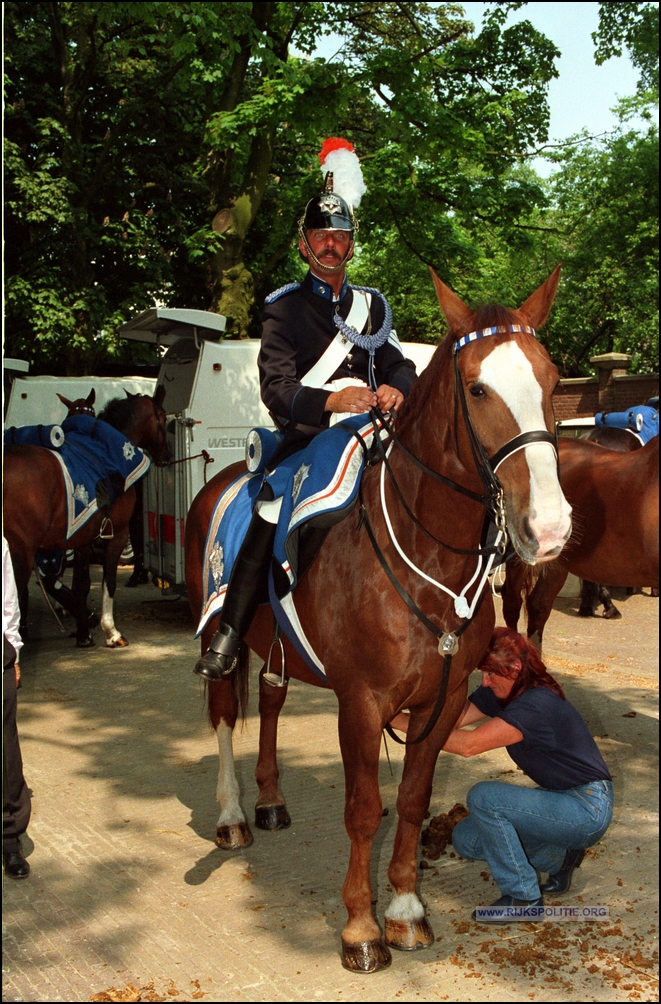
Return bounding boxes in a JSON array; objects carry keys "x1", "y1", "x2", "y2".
[{"x1": 3, "y1": 571, "x2": 658, "y2": 1002}]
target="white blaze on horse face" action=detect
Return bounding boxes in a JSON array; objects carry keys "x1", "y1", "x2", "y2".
[
  {"x1": 216, "y1": 720, "x2": 246, "y2": 826},
  {"x1": 478, "y1": 342, "x2": 572, "y2": 557}
]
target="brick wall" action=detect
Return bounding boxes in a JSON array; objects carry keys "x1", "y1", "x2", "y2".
[
  {"x1": 613, "y1": 374, "x2": 659, "y2": 411},
  {"x1": 553, "y1": 372, "x2": 659, "y2": 420},
  {"x1": 553, "y1": 378, "x2": 599, "y2": 420}
]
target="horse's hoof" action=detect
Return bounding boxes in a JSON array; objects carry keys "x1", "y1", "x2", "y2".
[
  {"x1": 255, "y1": 805, "x2": 291, "y2": 831},
  {"x1": 577, "y1": 607, "x2": 594, "y2": 618},
  {"x1": 76, "y1": 634, "x2": 95, "y2": 648},
  {"x1": 385, "y1": 916, "x2": 435, "y2": 951},
  {"x1": 215, "y1": 822, "x2": 254, "y2": 850},
  {"x1": 602, "y1": 607, "x2": 622, "y2": 620},
  {"x1": 106, "y1": 636, "x2": 129, "y2": 648},
  {"x1": 341, "y1": 938, "x2": 392, "y2": 973}
]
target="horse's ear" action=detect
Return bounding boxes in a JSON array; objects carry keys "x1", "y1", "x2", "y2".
[
  {"x1": 57, "y1": 393, "x2": 73, "y2": 409},
  {"x1": 518, "y1": 264, "x2": 562, "y2": 329},
  {"x1": 125, "y1": 389, "x2": 138, "y2": 399},
  {"x1": 429, "y1": 267, "x2": 474, "y2": 334},
  {"x1": 87, "y1": 389, "x2": 95, "y2": 405},
  {"x1": 154, "y1": 384, "x2": 165, "y2": 408}
]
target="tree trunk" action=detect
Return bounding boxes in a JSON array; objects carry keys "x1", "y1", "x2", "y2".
[{"x1": 207, "y1": 2, "x2": 281, "y2": 337}]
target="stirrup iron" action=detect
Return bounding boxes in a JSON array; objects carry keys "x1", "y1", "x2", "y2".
[{"x1": 263, "y1": 622, "x2": 287, "y2": 688}]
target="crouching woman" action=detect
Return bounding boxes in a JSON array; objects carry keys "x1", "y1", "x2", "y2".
[{"x1": 447, "y1": 628, "x2": 613, "y2": 920}]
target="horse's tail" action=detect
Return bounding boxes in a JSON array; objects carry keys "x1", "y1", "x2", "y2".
[{"x1": 232, "y1": 641, "x2": 250, "y2": 721}]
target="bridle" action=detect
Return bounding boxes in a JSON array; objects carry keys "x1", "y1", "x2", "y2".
[
  {"x1": 358, "y1": 324, "x2": 559, "y2": 746},
  {"x1": 451, "y1": 325, "x2": 558, "y2": 503},
  {"x1": 67, "y1": 401, "x2": 96, "y2": 417}
]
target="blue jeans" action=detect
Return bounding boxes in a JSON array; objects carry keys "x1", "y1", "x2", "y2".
[{"x1": 452, "y1": 779, "x2": 613, "y2": 900}]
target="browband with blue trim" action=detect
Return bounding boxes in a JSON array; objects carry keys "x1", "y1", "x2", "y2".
[{"x1": 453, "y1": 324, "x2": 536, "y2": 353}]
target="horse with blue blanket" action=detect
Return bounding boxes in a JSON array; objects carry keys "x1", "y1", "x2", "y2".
[
  {"x1": 186, "y1": 267, "x2": 572, "y2": 972},
  {"x1": 3, "y1": 389, "x2": 167, "y2": 649}
]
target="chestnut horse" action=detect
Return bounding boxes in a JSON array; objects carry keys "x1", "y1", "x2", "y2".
[
  {"x1": 501, "y1": 435, "x2": 659, "y2": 647},
  {"x1": 579, "y1": 424, "x2": 643, "y2": 619},
  {"x1": 4, "y1": 390, "x2": 167, "y2": 648},
  {"x1": 186, "y1": 267, "x2": 571, "y2": 972}
]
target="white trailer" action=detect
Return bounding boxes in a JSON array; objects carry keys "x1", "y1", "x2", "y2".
[
  {"x1": 119, "y1": 307, "x2": 437, "y2": 591},
  {"x1": 4, "y1": 372, "x2": 157, "y2": 427}
]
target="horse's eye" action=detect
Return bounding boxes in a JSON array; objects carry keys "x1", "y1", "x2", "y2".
[{"x1": 469, "y1": 384, "x2": 486, "y2": 398}]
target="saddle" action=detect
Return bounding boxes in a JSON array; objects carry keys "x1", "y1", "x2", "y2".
[
  {"x1": 4, "y1": 415, "x2": 151, "y2": 540},
  {"x1": 197, "y1": 415, "x2": 381, "y2": 676},
  {"x1": 595, "y1": 405, "x2": 659, "y2": 444}
]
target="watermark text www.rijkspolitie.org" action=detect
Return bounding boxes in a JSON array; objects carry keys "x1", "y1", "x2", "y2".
[{"x1": 473, "y1": 905, "x2": 610, "y2": 922}]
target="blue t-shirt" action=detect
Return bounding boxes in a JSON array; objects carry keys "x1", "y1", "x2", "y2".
[{"x1": 469, "y1": 685, "x2": 612, "y2": 791}]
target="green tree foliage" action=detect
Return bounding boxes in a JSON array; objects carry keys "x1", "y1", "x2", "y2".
[
  {"x1": 5, "y1": 2, "x2": 657, "y2": 379},
  {"x1": 593, "y1": 1, "x2": 659, "y2": 96},
  {"x1": 5, "y1": 1, "x2": 560, "y2": 371},
  {"x1": 543, "y1": 125, "x2": 659, "y2": 376}
]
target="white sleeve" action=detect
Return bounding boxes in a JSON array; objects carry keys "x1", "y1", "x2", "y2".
[{"x1": 3, "y1": 537, "x2": 23, "y2": 661}]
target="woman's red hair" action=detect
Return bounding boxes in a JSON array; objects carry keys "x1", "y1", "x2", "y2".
[{"x1": 478, "y1": 627, "x2": 565, "y2": 705}]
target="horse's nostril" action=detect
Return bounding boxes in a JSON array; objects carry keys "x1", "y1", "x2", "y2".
[{"x1": 522, "y1": 517, "x2": 537, "y2": 546}]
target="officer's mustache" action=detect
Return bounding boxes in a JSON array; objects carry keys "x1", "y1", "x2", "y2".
[{"x1": 319, "y1": 248, "x2": 342, "y2": 260}]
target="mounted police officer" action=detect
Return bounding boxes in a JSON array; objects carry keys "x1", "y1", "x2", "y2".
[{"x1": 194, "y1": 138, "x2": 417, "y2": 680}]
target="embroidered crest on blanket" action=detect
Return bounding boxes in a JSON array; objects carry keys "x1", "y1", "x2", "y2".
[
  {"x1": 4, "y1": 414, "x2": 151, "y2": 540},
  {"x1": 196, "y1": 414, "x2": 381, "y2": 666}
]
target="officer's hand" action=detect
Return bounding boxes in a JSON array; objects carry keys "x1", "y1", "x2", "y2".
[
  {"x1": 325, "y1": 385, "x2": 377, "y2": 415},
  {"x1": 375, "y1": 385, "x2": 404, "y2": 412}
]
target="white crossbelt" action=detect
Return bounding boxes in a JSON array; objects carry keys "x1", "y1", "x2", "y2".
[{"x1": 300, "y1": 291, "x2": 371, "y2": 388}]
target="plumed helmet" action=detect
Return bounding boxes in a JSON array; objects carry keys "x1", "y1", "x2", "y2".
[
  {"x1": 302, "y1": 182, "x2": 354, "y2": 232},
  {"x1": 299, "y1": 138, "x2": 366, "y2": 271}
]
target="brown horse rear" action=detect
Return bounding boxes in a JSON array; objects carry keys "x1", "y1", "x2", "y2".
[
  {"x1": 3, "y1": 392, "x2": 167, "y2": 647},
  {"x1": 502, "y1": 436, "x2": 659, "y2": 643}
]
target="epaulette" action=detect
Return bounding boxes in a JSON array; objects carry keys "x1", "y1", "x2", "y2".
[{"x1": 264, "y1": 282, "x2": 301, "y2": 305}]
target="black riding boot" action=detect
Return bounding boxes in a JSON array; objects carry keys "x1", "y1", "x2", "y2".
[{"x1": 194, "y1": 512, "x2": 276, "y2": 681}]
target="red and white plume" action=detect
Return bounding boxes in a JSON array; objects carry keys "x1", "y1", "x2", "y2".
[{"x1": 319, "y1": 138, "x2": 366, "y2": 211}]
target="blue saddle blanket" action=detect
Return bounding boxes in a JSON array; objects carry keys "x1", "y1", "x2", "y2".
[
  {"x1": 595, "y1": 405, "x2": 659, "y2": 444},
  {"x1": 196, "y1": 415, "x2": 380, "y2": 677},
  {"x1": 5, "y1": 423, "x2": 65, "y2": 449},
  {"x1": 4, "y1": 414, "x2": 151, "y2": 540}
]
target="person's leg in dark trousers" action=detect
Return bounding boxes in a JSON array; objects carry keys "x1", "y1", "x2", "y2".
[
  {"x1": 3, "y1": 636, "x2": 31, "y2": 877},
  {"x1": 194, "y1": 427, "x2": 313, "y2": 681}
]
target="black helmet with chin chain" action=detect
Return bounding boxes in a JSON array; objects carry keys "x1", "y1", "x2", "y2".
[
  {"x1": 298, "y1": 139, "x2": 366, "y2": 273},
  {"x1": 301, "y1": 175, "x2": 355, "y2": 233}
]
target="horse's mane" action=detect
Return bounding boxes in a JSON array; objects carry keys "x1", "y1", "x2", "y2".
[
  {"x1": 98, "y1": 396, "x2": 140, "y2": 432},
  {"x1": 395, "y1": 302, "x2": 521, "y2": 436}
]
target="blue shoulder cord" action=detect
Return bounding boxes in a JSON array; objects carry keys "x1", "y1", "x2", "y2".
[{"x1": 333, "y1": 286, "x2": 393, "y2": 391}]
